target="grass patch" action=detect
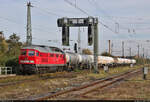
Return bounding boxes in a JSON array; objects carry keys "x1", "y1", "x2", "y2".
[{"x1": 87, "y1": 65, "x2": 144, "y2": 79}]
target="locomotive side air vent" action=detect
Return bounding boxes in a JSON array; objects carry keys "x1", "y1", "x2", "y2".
[{"x1": 42, "y1": 58, "x2": 48, "y2": 62}]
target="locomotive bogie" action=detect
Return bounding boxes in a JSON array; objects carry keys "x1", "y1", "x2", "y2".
[{"x1": 20, "y1": 64, "x2": 37, "y2": 74}]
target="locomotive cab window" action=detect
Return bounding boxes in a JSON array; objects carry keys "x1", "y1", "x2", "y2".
[
  {"x1": 36, "y1": 52, "x2": 39, "y2": 56},
  {"x1": 28, "y1": 51, "x2": 35, "y2": 56},
  {"x1": 21, "y1": 50, "x2": 26, "y2": 55},
  {"x1": 56, "y1": 54, "x2": 59, "y2": 58},
  {"x1": 50, "y1": 54, "x2": 54, "y2": 57}
]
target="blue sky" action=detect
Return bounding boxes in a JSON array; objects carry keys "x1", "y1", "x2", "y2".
[{"x1": 0, "y1": 0, "x2": 150, "y2": 56}]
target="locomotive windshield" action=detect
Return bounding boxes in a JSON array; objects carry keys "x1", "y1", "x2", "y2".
[
  {"x1": 21, "y1": 50, "x2": 26, "y2": 55},
  {"x1": 28, "y1": 51, "x2": 35, "y2": 56},
  {"x1": 51, "y1": 47, "x2": 63, "y2": 53},
  {"x1": 36, "y1": 52, "x2": 39, "y2": 56}
]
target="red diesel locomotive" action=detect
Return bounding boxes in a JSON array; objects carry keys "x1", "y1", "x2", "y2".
[{"x1": 19, "y1": 45, "x2": 66, "y2": 74}]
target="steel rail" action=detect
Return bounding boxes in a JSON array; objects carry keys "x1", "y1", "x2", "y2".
[
  {"x1": 79, "y1": 69, "x2": 141, "y2": 97},
  {"x1": 33, "y1": 68, "x2": 142, "y2": 100}
]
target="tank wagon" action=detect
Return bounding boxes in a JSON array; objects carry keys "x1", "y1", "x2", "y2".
[{"x1": 19, "y1": 45, "x2": 136, "y2": 74}]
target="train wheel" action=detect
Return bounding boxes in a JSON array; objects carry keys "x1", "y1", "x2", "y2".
[
  {"x1": 18, "y1": 65, "x2": 25, "y2": 75},
  {"x1": 35, "y1": 67, "x2": 39, "y2": 74},
  {"x1": 72, "y1": 67, "x2": 74, "y2": 71},
  {"x1": 19, "y1": 69, "x2": 25, "y2": 75},
  {"x1": 63, "y1": 67, "x2": 67, "y2": 71},
  {"x1": 67, "y1": 67, "x2": 72, "y2": 72},
  {"x1": 60, "y1": 67, "x2": 64, "y2": 72},
  {"x1": 57, "y1": 67, "x2": 61, "y2": 72}
]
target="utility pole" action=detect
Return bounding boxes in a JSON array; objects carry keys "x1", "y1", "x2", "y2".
[
  {"x1": 137, "y1": 44, "x2": 140, "y2": 58},
  {"x1": 111, "y1": 43, "x2": 113, "y2": 55},
  {"x1": 143, "y1": 48, "x2": 144, "y2": 58},
  {"x1": 122, "y1": 41, "x2": 124, "y2": 58},
  {"x1": 108, "y1": 40, "x2": 111, "y2": 54},
  {"x1": 26, "y1": 2, "x2": 33, "y2": 46},
  {"x1": 145, "y1": 49, "x2": 148, "y2": 59},
  {"x1": 78, "y1": 27, "x2": 81, "y2": 54},
  {"x1": 129, "y1": 47, "x2": 131, "y2": 58}
]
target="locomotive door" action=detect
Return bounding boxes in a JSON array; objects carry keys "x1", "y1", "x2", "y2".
[{"x1": 55, "y1": 54, "x2": 59, "y2": 64}]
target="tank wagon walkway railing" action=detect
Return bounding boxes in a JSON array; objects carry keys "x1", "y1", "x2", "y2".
[{"x1": 0, "y1": 67, "x2": 12, "y2": 75}]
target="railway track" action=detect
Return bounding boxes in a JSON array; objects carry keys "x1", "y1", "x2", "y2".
[
  {"x1": 0, "y1": 73, "x2": 76, "y2": 87},
  {"x1": 0, "y1": 65, "x2": 145, "y2": 88},
  {"x1": 32, "y1": 68, "x2": 142, "y2": 100}
]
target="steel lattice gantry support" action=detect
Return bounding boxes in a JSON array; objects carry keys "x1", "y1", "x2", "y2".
[
  {"x1": 57, "y1": 17, "x2": 99, "y2": 73},
  {"x1": 26, "y1": 2, "x2": 33, "y2": 46}
]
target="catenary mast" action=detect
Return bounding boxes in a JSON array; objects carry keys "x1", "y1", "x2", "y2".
[{"x1": 26, "y1": 2, "x2": 33, "y2": 46}]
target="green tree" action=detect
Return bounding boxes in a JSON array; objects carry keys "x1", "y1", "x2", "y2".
[
  {"x1": 101, "y1": 52, "x2": 114, "y2": 57},
  {"x1": 6, "y1": 33, "x2": 22, "y2": 57},
  {"x1": 0, "y1": 33, "x2": 23, "y2": 74},
  {"x1": 82, "y1": 49, "x2": 92, "y2": 55},
  {"x1": 0, "y1": 37, "x2": 9, "y2": 66},
  {"x1": 0, "y1": 39, "x2": 8, "y2": 53}
]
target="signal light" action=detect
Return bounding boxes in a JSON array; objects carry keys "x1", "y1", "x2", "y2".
[
  {"x1": 88, "y1": 24, "x2": 93, "y2": 46},
  {"x1": 62, "y1": 26, "x2": 69, "y2": 46},
  {"x1": 74, "y1": 43, "x2": 77, "y2": 53}
]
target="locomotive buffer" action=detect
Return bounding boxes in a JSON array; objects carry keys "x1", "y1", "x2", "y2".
[{"x1": 57, "y1": 17, "x2": 99, "y2": 73}]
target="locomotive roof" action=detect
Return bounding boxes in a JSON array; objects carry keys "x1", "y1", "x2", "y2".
[{"x1": 22, "y1": 45, "x2": 64, "y2": 54}]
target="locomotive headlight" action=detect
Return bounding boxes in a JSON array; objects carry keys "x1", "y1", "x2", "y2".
[
  {"x1": 20, "y1": 60, "x2": 23, "y2": 63},
  {"x1": 30, "y1": 60, "x2": 34, "y2": 63},
  {"x1": 20, "y1": 60, "x2": 34, "y2": 63},
  {"x1": 20, "y1": 60, "x2": 29, "y2": 63}
]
